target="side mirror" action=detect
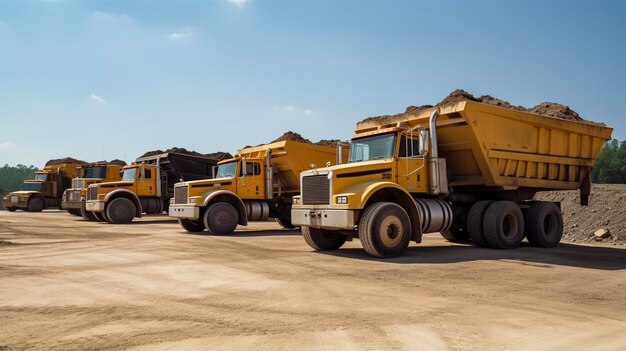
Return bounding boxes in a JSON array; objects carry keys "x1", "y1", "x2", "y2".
[{"x1": 419, "y1": 128, "x2": 429, "y2": 155}]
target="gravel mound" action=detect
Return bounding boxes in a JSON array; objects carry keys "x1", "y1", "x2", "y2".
[
  {"x1": 140, "y1": 148, "x2": 232, "y2": 160},
  {"x1": 272, "y1": 132, "x2": 312, "y2": 144},
  {"x1": 45, "y1": 157, "x2": 88, "y2": 166},
  {"x1": 535, "y1": 184, "x2": 626, "y2": 245},
  {"x1": 360, "y1": 89, "x2": 595, "y2": 126},
  {"x1": 108, "y1": 159, "x2": 127, "y2": 166}
]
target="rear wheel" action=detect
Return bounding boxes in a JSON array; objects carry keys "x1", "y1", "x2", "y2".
[
  {"x1": 179, "y1": 218, "x2": 205, "y2": 232},
  {"x1": 359, "y1": 202, "x2": 411, "y2": 258},
  {"x1": 483, "y1": 201, "x2": 524, "y2": 249},
  {"x1": 80, "y1": 204, "x2": 97, "y2": 221},
  {"x1": 27, "y1": 198, "x2": 44, "y2": 212},
  {"x1": 105, "y1": 198, "x2": 136, "y2": 224},
  {"x1": 525, "y1": 202, "x2": 563, "y2": 248},
  {"x1": 467, "y1": 201, "x2": 492, "y2": 247},
  {"x1": 93, "y1": 211, "x2": 106, "y2": 222},
  {"x1": 7, "y1": 207, "x2": 17, "y2": 212},
  {"x1": 276, "y1": 216, "x2": 297, "y2": 229},
  {"x1": 302, "y1": 226, "x2": 347, "y2": 250},
  {"x1": 203, "y1": 202, "x2": 238, "y2": 235}
]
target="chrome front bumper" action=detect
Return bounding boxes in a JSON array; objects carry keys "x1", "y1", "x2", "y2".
[
  {"x1": 291, "y1": 208, "x2": 356, "y2": 230},
  {"x1": 169, "y1": 204, "x2": 200, "y2": 219},
  {"x1": 85, "y1": 200, "x2": 105, "y2": 212}
]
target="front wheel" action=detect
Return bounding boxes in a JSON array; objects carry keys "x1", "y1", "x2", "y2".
[
  {"x1": 7, "y1": 207, "x2": 17, "y2": 212},
  {"x1": 276, "y1": 216, "x2": 297, "y2": 229},
  {"x1": 27, "y1": 198, "x2": 44, "y2": 212},
  {"x1": 66, "y1": 209, "x2": 81, "y2": 216},
  {"x1": 203, "y1": 202, "x2": 239, "y2": 235},
  {"x1": 358, "y1": 202, "x2": 411, "y2": 258},
  {"x1": 105, "y1": 198, "x2": 136, "y2": 224},
  {"x1": 93, "y1": 211, "x2": 107, "y2": 222},
  {"x1": 302, "y1": 226, "x2": 347, "y2": 251},
  {"x1": 80, "y1": 204, "x2": 97, "y2": 221},
  {"x1": 179, "y1": 218, "x2": 205, "y2": 232}
]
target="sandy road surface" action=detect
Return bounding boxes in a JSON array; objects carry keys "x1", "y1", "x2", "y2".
[{"x1": 1, "y1": 210, "x2": 625, "y2": 351}]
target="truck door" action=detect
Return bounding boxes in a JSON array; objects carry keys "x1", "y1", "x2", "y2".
[
  {"x1": 236, "y1": 158, "x2": 264, "y2": 199},
  {"x1": 396, "y1": 134, "x2": 429, "y2": 193},
  {"x1": 137, "y1": 166, "x2": 157, "y2": 196}
]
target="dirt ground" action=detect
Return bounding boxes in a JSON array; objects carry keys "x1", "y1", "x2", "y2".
[{"x1": 1, "y1": 211, "x2": 625, "y2": 351}]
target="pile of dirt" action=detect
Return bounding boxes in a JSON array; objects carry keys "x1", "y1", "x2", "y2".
[
  {"x1": 535, "y1": 184, "x2": 626, "y2": 245},
  {"x1": 270, "y1": 132, "x2": 347, "y2": 148},
  {"x1": 140, "y1": 148, "x2": 232, "y2": 161},
  {"x1": 272, "y1": 132, "x2": 312, "y2": 144},
  {"x1": 108, "y1": 159, "x2": 127, "y2": 166},
  {"x1": 45, "y1": 157, "x2": 88, "y2": 166},
  {"x1": 360, "y1": 89, "x2": 590, "y2": 126}
]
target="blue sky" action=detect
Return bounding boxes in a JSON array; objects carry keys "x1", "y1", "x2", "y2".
[{"x1": 0, "y1": 0, "x2": 624, "y2": 167}]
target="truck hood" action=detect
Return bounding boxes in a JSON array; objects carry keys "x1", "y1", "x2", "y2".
[
  {"x1": 92, "y1": 181, "x2": 134, "y2": 188},
  {"x1": 7, "y1": 190, "x2": 40, "y2": 196},
  {"x1": 181, "y1": 177, "x2": 234, "y2": 187},
  {"x1": 301, "y1": 159, "x2": 393, "y2": 177}
]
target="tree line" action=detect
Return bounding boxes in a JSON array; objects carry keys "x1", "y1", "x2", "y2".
[
  {"x1": 0, "y1": 164, "x2": 39, "y2": 192},
  {"x1": 592, "y1": 139, "x2": 626, "y2": 184}
]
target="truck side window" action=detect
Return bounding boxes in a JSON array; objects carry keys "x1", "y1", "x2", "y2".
[
  {"x1": 242, "y1": 162, "x2": 261, "y2": 176},
  {"x1": 399, "y1": 135, "x2": 421, "y2": 157},
  {"x1": 144, "y1": 169, "x2": 152, "y2": 179}
]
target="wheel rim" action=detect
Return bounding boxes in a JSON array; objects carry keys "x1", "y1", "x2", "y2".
[
  {"x1": 114, "y1": 203, "x2": 132, "y2": 219},
  {"x1": 502, "y1": 213, "x2": 519, "y2": 239},
  {"x1": 379, "y1": 215, "x2": 403, "y2": 247},
  {"x1": 215, "y1": 210, "x2": 232, "y2": 228}
]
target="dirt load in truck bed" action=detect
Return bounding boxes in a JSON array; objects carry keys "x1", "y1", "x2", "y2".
[
  {"x1": 360, "y1": 89, "x2": 598, "y2": 126},
  {"x1": 271, "y1": 132, "x2": 348, "y2": 148},
  {"x1": 140, "y1": 148, "x2": 232, "y2": 161},
  {"x1": 45, "y1": 157, "x2": 88, "y2": 166}
]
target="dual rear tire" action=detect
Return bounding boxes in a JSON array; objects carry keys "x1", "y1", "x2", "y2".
[{"x1": 467, "y1": 200, "x2": 563, "y2": 249}]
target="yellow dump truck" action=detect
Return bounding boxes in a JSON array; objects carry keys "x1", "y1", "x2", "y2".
[
  {"x1": 169, "y1": 141, "x2": 348, "y2": 234},
  {"x1": 3, "y1": 163, "x2": 84, "y2": 212},
  {"x1": 85, "y1": 152, "x2": 218, "y2": 223},
  {"x1": 61, "y1": 162, "x2": 124, "y2": 219},
  {"x1": 292, "y1": 101, "x2": 613, "y2": 257}
]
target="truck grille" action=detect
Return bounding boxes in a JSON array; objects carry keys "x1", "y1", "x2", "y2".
[
  {"x1": 174, "y1": 186, "x2": 188, "y2": 204},
  {"x1": 66, "y1": 190, "x2": 81, "y2": 201},
  {"x1": 302, "y1": 175, "x2": 330, "y2": 205},
  {"x1": 72, "y1": 179, "x2": 85, "y2": 189},
  {"x1": 87, "y1": 186, "x2": 98, "y2": 201}
]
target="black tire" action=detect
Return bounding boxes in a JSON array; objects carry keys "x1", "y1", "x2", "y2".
[
  {"x1": 7, "y1": 207, "x2": 17, "y2": 212},
  {"x1": 66, "y1": 209, "x2": 81, "y2": 216},
  {"x1": 93, "y1": 211, "x2": 106, "y2": 222},
  {"x1": 467, "y1": 201, "x2": 492, "y2": 247},
  {"x1": 179, "y1": 218, "x2": 205, "y2": 232},
  {"x1": 105, "y1": 198, "x2": 136, "y2": 224},
  {"x1": 441, "y1": 205, "x2": 470, "y2": 242},
  {"x1": 301, "y1": 226, "x2": 347, "y2": 250},
  {"x1": 276, "y1": 216, "x2": 297, "y2": 229},
  {"x1": 27, "y1": 198, "x2": 44, "y2": 212},
  {"x1": 203, "y1": 202, "x2": 238, "y2": 235},
  {"x1": 483, "y1": 201, "x2": 524, "y2": 249},
  {"x1": 80, "y1": 204, "x2": 97, "y2": 221},
  {"x1": 525, "y1": 202, "x2": 563, "y2": 248},
  {"x1": 358, "y1": 202, "x2": 411, "y2": 258}
]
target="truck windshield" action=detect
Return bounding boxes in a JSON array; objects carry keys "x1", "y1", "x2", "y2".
[
  {"x1": 349, "y1": 133, "x2": 397, "y2": 162},
  {"x1": 22, "y1": 182, "x2": 42, "y2": 191},
  {"x1": 121, "y1": 168, "x2": 137, "y2": 181},
  {"x1": 216, "y1": 161, "x2": 237, "y2": 178},
  {"x1": 34, "y1": 174, "x2": 49, "y2": 181},
  {"x1": 83, "y1": 166, "x2": 107, "y2": 178}
]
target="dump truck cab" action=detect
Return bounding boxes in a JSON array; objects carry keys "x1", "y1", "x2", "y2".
[
  {"x1": 293, "y1": 101, "x2": 612, "y2": 258},
  {"x1": 85, "y1": 152, "x2": 217, "y2": 224},
  {"x1": 170, "y1": 141, "x2": 347, "y2": 235},
  {"x1": 61, "y1": 163, "x2": 123, "y2": 218},
  {"x1": 3, "y1": 164, "x2": 83, "y2": 212}
]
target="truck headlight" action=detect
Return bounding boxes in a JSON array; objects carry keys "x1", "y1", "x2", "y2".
[
  {"x1": 189, "y1": 196, "x2": 201, "y2": 205},
  {"x1": 336, "y1": 196, "x2": 348, "y2": 204},
  {"x1": 293, "y1": 197, "x2": 301, "y2": 205}
]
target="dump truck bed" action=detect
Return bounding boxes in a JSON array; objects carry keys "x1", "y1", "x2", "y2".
[
  {"x1": 135, "y1": 152, "x2": 218, "y2": 190},
  {"x1": 235, "y1": 141, "x2": 346, "y2": 194},
  {"x1": 42, "y1": 163, "x2": 84, "y2": 179},
  {"x1": 356, "y1": 101, "x2": 612, "y2": 191}
]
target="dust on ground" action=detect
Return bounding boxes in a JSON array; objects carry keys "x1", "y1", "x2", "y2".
[{"x1": 0, "y1": 211, "x2": 625, "y2": 351}]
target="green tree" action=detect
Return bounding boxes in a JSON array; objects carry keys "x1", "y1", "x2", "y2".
[
  {"x1": 592, "y1": 139, "x2": 626, "y2": 184},
  {"x1": 0, "y1": 164, "x2": 39, "y2": 191}
]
